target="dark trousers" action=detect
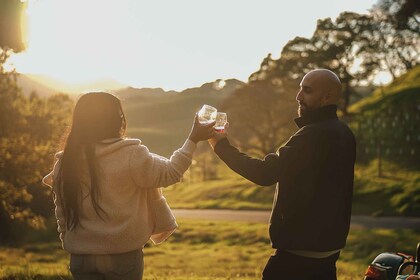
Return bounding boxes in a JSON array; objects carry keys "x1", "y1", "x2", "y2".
[
  {"x1": 262, "y1": 250, "x2": 339, "y2": 280},
  {"x1": 70, "y1": 249, "x2": 143, "y2": 280}
]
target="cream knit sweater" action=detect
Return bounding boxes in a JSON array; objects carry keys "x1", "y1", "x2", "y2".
[{"x1": 43, "y1": 138, "x2": 196, "y2": 254}]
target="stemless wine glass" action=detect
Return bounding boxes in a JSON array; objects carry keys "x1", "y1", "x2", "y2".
[
  {"x1": 198, "y1": 104, "x2": 217, "y2": 124},
  {"x1": 215, "y1": 112, "x2": 227, "y2": 132}
]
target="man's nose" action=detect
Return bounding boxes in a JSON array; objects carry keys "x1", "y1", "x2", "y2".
[{"x1": 296, "y1": 90, "x2": 302, "y2": 101}]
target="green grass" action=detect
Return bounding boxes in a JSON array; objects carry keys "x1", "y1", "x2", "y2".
[
  {"x1": 165, "y1": 172, "x2": 274, "y2": 210},
  {"x1": 1, "y1": 218, "x2": 419, "y2": 280},
  {"x1": 348, "y1": 65, "x2": 420, "y2": 114},
  {"x1": 164, "y1": 159, "x2": 420, "y2": 216},
  {"x1": 352, "y1": 159, "x2": 420, "y2": 216}
]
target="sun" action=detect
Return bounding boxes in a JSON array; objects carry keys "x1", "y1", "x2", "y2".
[{"x1": 11, "y1": 0, "x2": 133, "y2": 84}]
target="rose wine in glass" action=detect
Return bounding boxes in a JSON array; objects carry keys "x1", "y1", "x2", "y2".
[{"x1": 215, "y1": 112, "x2": 227, "y2": 132}]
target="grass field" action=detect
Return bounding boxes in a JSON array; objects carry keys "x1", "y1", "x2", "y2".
[
  {"x1": 165, "y1": 171, "x2": 274, "y2": 211},
  {"x1": 164, "y1": 159, "x2": 420, "y2": 217},
  {"x1": 1, "y1": 218, "x2": 419, "y2": 280}
]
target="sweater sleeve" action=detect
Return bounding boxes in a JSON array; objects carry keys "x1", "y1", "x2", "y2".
[
  {"x1": 129, "y1": 139, "x2": 196, "y2": 188},
  {"x1": 214, "y1": 138, "x2": 280, "y2": 186}
]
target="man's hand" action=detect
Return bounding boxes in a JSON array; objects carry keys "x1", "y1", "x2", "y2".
[
  {"x1": 208, "y1": 122, "x2": 229, "y2": 149},
  {"x1": 188, "y1": 113, "x2": 216, "y2": 144}
]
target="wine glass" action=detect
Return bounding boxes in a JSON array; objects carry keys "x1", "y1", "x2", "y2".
[
  {"x1": 198, "y1": 104, "x2": 217, "y2": 124},
  {"x1": 215, "y1": 112, "x2": 227, "y2": 132}
]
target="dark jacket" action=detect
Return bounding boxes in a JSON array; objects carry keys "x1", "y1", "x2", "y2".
[{"x1": 214, "y1": 105, "x2": 356, "y2": 251}]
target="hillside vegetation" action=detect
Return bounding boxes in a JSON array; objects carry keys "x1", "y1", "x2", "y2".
[{"x1": 348, "y1": 65, "x2": 420, "y2": 114}]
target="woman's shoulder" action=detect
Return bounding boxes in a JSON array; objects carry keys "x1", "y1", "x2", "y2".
[
  {"x1": 124, "y1": 138, "x2": 151, "y2": 154},
  {"x1": 120, "y1": 138, "x2": 142, "y2": 145},
  {"x1": 95, "y1": 138, "x2": 145, "y2": 156},
  {"x1": 121, "y1": 138, "x2": 148, "y2": 153}
]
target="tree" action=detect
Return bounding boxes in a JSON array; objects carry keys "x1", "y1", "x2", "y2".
[
  {"x1": 375, "y1": 0, "x2": 420, "y2": 33},
  {"x1": 0, "y1": 50, "x2": 73, "y2": 244},
  {"x1": 218, "y1": 1, "x2": 419, "y2": 156},
  {"x1": 221, "y1": 80, "x2": 297, "y2": 157},
  {"x1": 271, "y1": 13, "x2": 381, "y2": 114},
  {"x1": 248, "y1": 9, "x2": 419, "y2": 114},
  {"x1": 312, "y1": 13, "x2": 379, "y2": 113},
  {"x1": 0, "y1": 0, "x2": 29, "y2": 242},
  {"x1": 223, "y1": 13, "x2": 373, "y2": 153},
  {"x1": 0, "y1": 1, "x2": 73, "y2": 244},
  {"x1": 360, "y1": 0, "x2": 420, "y2": 79}
]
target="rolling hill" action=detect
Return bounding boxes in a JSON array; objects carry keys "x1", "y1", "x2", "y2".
[
  {"x1": 16, "y1": 73, "x2": 127, "y2": 96},
  {"x1": 115, "y1": 79, "x2": 245, "y2": 156},
  {"x1": 16, "y1": 74, "x2": 61, "y2": 97},
  {"x1": 16, "y1": 74, "x2": 244, "y2": 157}
]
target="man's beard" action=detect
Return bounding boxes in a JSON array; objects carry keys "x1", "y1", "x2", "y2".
[
  {"x1": 298, "y1": 103, "x2": 318, "y2": 117},
  {"x1": 298, "y1": 103, "x2": 308, "y2": 117}
]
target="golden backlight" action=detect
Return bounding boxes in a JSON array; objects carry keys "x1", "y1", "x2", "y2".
[{"x1": 10, "y1": 0, "x2": 379, "y2": 91}]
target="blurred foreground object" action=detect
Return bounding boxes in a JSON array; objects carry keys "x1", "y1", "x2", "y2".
[{"x1": 0, "y1": 0, "x2": 26, "y2": 52}]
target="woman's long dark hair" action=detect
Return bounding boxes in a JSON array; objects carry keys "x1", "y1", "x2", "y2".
[{"x1": 57, "y1": 92, "x2": 126, "y2": 230}]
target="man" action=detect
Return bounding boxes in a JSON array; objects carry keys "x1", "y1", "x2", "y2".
[{"x1": 209, "y1": 69, "x2": 356, "y2": 280}]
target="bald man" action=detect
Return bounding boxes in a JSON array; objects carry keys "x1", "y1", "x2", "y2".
[{"x1": 209, "y1": 69, "x2": 356, "y2": 280}]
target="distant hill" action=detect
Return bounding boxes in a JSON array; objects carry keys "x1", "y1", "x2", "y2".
[
  {"x1": 16, "y1": 74, "x2": 61, "y2": 97},
  {"x1": 17, "y1": 73, "x2": 127, "y2": 96},
  {"x1": 114, "y1": 79, "x2": 245, "y2": 156},
  {"x1": 15, "y1": 72, "x2": 245, "y2": 156}
]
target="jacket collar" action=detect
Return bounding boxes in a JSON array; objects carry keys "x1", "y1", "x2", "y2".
[{"x1": 294, "y1": 105, "x2": 338, "y2": 128}]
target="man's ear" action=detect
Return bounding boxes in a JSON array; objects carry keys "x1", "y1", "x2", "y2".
[{"x1": 322, "y1": 92, "x2": 331, "y2": 104}]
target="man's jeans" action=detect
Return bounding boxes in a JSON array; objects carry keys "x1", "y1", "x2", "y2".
[
  {"x1": 262, "y1": 250, "x2": 339, "y2": 280},
  {"x1": 70, "y1": 249, "x2": 143, "y2": 280}
]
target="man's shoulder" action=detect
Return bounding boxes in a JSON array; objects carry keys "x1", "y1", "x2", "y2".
[
  {"x1": 315, "y1": 119, "x2": 356, "y2": 144},
  {"x1": 303, "y1": 118, "x2": 349, "y2": 130},
  {"x1": 295, "y1": 118, "x2": 353, "y2": 139}
]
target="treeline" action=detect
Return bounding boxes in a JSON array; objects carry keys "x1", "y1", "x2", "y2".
[
  {"x1": 222, "y1": 0, "x2": 419, "y2": 156},
  {"x1": 0, "y1": 50, "x2": 73, "y2": 244}
]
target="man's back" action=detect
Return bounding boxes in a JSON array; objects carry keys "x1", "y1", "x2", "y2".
[
  {"x1": 270, "y1": 109, "x2": 356, "y2": 252},
  {"x1": 211, "y1": 69, "x2": 356, "y2": 280}
]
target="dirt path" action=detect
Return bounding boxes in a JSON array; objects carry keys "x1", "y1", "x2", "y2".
[{"x1": 173, "y1": 209, "x2": 420, "y2": 230}]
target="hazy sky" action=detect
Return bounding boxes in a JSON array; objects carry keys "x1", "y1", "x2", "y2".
[{"x1": 10, "y1": 0, "x2": 378, "y2": 91}]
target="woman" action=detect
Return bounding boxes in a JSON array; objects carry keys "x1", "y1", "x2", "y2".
[{"x1": 42, "y1": 92, "x2": 214, "y2": 279}]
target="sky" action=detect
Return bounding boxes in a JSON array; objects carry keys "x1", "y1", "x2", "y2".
[{"x1": 10, "y1": 0, "x2": 379, "y2": 91}]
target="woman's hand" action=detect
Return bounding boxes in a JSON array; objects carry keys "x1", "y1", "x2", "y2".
[{"x1": 188, "y1": 113, "x2": 216, "y2": 144}]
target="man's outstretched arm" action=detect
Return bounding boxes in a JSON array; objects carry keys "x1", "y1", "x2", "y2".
[{"x1": 211, "y1": 137, "x2": 280, "y2": 186}]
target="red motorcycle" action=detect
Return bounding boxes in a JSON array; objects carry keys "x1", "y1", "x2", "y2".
[{"x1": 364, "y1": 242, "x2": 420, "y2": 280}]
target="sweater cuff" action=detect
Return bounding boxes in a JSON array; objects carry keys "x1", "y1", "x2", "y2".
[{"x1": 181, "y1": 139, "x2": 197, "y2": 155}]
